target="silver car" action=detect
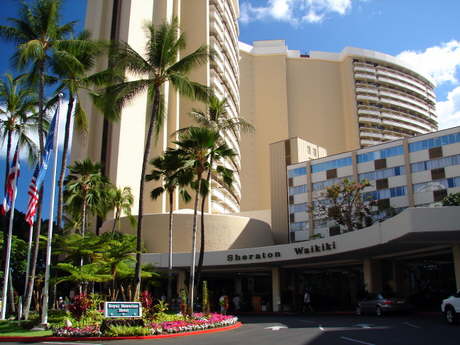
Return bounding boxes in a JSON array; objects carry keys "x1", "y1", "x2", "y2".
[{"x1": 356, "y1": 293, "x2": 412, "y2": 316}]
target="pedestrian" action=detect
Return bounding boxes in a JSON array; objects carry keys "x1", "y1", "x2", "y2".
[
  {"x1": 303, "y1": 289, "x2": 313, "y2": 313},
  {"x1": 219, "y1": 292, "x2": 229, "y2": 314}
]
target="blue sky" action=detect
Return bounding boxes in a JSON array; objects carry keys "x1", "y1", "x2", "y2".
[{"x1": 1, "y1": 0, "x2": 460, "y2": 215}]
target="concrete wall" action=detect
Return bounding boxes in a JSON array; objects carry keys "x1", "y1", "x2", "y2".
[{"x1": 101, "y1": 212, "x2": 274, "y2": 253}]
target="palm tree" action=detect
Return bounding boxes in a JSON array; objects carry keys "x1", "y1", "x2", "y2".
[
  {"x1": 64, "y1": 159, "x2": 110, "y2": 237},
  {"x1": 95, "y1": 18, "x2": 211, "y2": 298},
  {"x1": 0, "y1": 73, "x2": 39, "y2": 316},
  {"x1": 51, "y1": 30, "x2": 107, "y2": 231},
  {"x1": 186, "y1": 95, "x2": 254, "y2": 289},
  {"x1": 173, "y1": 127, "x2": 235, "y2": 313},
  {"x1": 146, "y1": 149, "x2": 192, "y2": 302},
  {"x1": 0, "y1": 73, "x2": 39, "y2": 170},
  {"x1": 106, "y1": 186, "x2": 136, "y2": 233}
]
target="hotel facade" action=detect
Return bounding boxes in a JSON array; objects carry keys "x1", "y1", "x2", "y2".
[{"x1": 77, "y1": 1, "x2": 460, "y2": 312}]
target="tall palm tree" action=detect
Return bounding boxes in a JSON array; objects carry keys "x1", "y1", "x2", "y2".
[
  {"x1": 95, "y1": 18, "x2": 211, "y2": 298},
  {"x1": 106, "y1": 186, "x2": 136, "y2": 233},
  {"x1": 51, "y1": 30, "x2": 107, "y2": 231},
  {"x1": 64, "y1": 159, "x2": 111, "y2": 238},
  {"x1": 146, "y1": 149, "x2": 192, "y2": 302},
  {"x1": 186, "y1": 95, "x2": 254, "y2": 289},
  {"x1": 0, "y1": 73, "x2": 39, "y2": 317},
  {"x1": 173, "y1": 127, "x2": 235, "y2": 313}
]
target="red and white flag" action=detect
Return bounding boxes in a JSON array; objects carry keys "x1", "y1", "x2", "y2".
[{"x1": 1, "y1": 144, "x2": 20, "y2": 215}]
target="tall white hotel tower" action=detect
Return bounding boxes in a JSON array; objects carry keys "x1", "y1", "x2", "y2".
[{"x1": 72, "y1": 0, "x2": 242, "y2": 215}]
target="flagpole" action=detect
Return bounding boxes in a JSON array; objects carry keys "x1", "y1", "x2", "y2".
[
  {"x1": 24, "y1": 224, "x2": 33, "y2": 296},
  {"x1": 0, "y1": 151, "x2": 20, "y2": 320},
  {"x1": 40, "y1": 94, "x2": 62, "y2": 326}
]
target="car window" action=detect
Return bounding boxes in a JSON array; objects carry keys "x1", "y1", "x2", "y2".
[{"x1": 377, "y1": 294, "x2": 384, "y2": 300}]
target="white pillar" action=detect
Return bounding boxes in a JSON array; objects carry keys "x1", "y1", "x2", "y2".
[
  {"x1": 272, "y1": 267, "x2": 281, "y2": 312},
  {"x1": 453, "y1": 244, "x2": 460, "y2": 291},
  {"x1": 363, "y1": 259, "x2": 382, "y2": 293}
]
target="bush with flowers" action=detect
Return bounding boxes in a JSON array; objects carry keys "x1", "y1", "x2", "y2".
[{"x1": 52, "y1": 291, "x2": 238, "y2": 337}]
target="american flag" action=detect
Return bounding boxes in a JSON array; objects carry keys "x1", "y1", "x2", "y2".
[
  {"x1": 1, "y1": 144, "x2": 20, "y2": 215},
  {"x1": 24, "y1": 112, "x2": 58, "y2": 225},
  {"x1": 25, "y1": 165, "x2": 40, "y2": 225}
]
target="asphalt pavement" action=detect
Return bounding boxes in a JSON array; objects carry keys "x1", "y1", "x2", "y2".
[{"x1": 2, "y1": 314, "x2": 459, "y2": 345}]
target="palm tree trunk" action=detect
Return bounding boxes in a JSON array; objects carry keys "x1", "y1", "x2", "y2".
[
  {"x1": 196, "y1": 163, "x2": 212, "y2": 291},
  {"x1": 167, "y1": 190, "x2": 174, "y2": 303},
  {"x1": 23, "y1": 192, "x2": 43, "y2": 320},
  {"x1": 57, "y1": 95, "x2": 75, "y2": 230},
  {"x1": 24, "y1": 60, "x2": 46, "y2": 320},
  {"x1": 188, "y1": 176, "x2": 202, "y2": 314},
  {"x1": 134, "y1": 88, "x2": 160, "y2": 299}
]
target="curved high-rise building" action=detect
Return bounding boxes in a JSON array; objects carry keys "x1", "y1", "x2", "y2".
[
  {"x1": 73, "y1": 0, "x2": 241, "y2": 216},
  {"x1": 239, "y1": 42, "x2": 438, "y2": 214}
]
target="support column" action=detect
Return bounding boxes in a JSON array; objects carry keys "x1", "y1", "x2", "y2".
[
  {"x1": 235, "y1": 278, "x2": 242, "y2": 296},
  {"x1": 176, "y1": 270, "x2": 186, "y2": 295},
  {"x1": 453, "y1": 244, "x2": 460, "y2": 291},
  {"x1": 272, "y1": 267, "x2": 281, "y2": 312},
  {"x1": 363, "y1": 259, "x2": 382, "y2": 293}
]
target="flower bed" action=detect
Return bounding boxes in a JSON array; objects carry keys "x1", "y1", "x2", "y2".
[{"x1": 52, "y1": 313, "x2": 238, "y2": 337}]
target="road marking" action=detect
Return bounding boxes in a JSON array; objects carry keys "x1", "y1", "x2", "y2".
[
  {"x1": 404, "y1": 322, "x2": 421, "y2": 329},
  {"x1": 42, "y1": 342, "x2": 102, "y2": 345},
  {"x1": 264, "y1": 326, "x2": 288, "y2": 331},
  {"x1": 353, "y1": 323, "x2": 372, "y2": 328},
  {"x1": 340, "y1": 336, "x2": 376, "y2": 345}
]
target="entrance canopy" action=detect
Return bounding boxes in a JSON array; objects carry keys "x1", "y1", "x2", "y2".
[{"x1": 142, "y1": 207, "x2": 460, "y2": 270}]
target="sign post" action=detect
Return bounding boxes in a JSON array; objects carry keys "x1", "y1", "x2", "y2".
[{"x1": 104, "y1": 302, "x2": 142, "y2": 318}]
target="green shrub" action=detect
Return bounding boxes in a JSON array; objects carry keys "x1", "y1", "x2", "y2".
[
  {"x1": 19, "y1": 320, "x2": 36, "y2": 330},
  {"x1": 105, "y1": 325, "x2": 152, "y2": 337},
  {"x1": 100, "y1": 318, "x2": 145, "y2": 333}
]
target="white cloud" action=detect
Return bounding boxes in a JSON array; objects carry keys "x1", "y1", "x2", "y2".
[
  {"x1": 436, "y1": 86, "x2": 460, "y2": 129},
  {"x1": 240, "y1": 0, "x2": 353, "y2": 25},
  {"x1": 397, "y1": 40, "x2": 460, "y2": 86}
]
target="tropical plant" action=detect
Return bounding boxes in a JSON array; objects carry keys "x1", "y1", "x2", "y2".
[
  {"x1": 105, "y1": 186, "x2": 136, "y2": 233},
  {"x1": 51, "y1": 30, "x2": 107, "y2": 231},
  {"x1": 443, "y1": 193, "x2": 460, "y2": 206},
  {"x1": 64, "y1": 159, "x2": 111, "y2": 237},
  {"x1": 0, "y1": 0, "x2": 91, "y2": 320},
  {"x1": 146, "y1": 149, "x2": 192, "y2": 302},
  {"x1": 185, "y1": 94, "x2": 254, "y2": 289},
  {"x1": 94, "y1": 18, "x2": 211, "y2": 298},
  {"x1": 314, "y1": 178, "x2": 372, "y2": 233},
  {"x1": 173, "y1": 127, "x2": 235, "y2": 313}
]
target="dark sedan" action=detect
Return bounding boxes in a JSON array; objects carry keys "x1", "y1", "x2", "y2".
[{"x1": 356, "y1": 293, "x2": 412, "y2": 316}]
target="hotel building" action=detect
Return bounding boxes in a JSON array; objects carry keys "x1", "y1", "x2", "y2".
[
  {"x1": 73, "y1": 0, "x2": 242, "y2": 214},
  {"x1": 239, "y1": 40, "x2": 437, "y2": 213}
]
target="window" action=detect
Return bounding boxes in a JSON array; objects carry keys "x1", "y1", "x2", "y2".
[
  {"x1": 408, "y1": 132, "x2": 460, "y2": 152},
  {"x1": 289, "y1": 203, "x2": 307, "y2": 213},
  {"x1": 289, "y1": 184, "x2": 307, "y2": 195},
  {"x1": 359, "y1": 166, "x2": 405, "y2": 181},
  {"x1": 414, "y1": 176, "x2": 460, "y2": 192},
  {"x1": 411, "y1": 154, "x2": 460, "y2": 173},
  {"x1": 290, "y1": 221, "x2": 308, "y2": 232},
  {"x1": 312, "y1": 176, "x2": 352, "y2": 191},
  {"x1": 363, "y1": 186, "x2": 406, "y2": 200},
  {"x1": 311, "y1": 157, "x2": 352, "y2": 173},
  {"x1": 288, "y1": 167, "x2": 307, "y2": 178},
  {"x1": 357, "y1": 146, "x2": 404, "y2": 163}
]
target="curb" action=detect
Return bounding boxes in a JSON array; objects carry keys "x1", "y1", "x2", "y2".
[{"x1": 0, "y1": 322, "x2": 242, "y2": 342}]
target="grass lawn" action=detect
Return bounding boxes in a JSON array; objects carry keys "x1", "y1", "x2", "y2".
[{"x1": 0, "y1": 321, "x2": 52, "y2": 337}]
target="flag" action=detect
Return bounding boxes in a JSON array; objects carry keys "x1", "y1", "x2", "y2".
[
  {"x1": 1, "y1": 144, "x2": 20, "y2": 215},
  {"x1": 25, "y1": 111, "x2": 58, "y2": 225}
]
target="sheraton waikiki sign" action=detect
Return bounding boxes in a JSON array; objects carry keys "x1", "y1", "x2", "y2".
[{"x1": 226, "y1": 241, "x2": 337, "y2": 262}]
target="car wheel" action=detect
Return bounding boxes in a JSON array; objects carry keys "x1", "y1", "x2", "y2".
[
  {"x1": 445, "y1": 306, "x2": 457, "y2": 325},
  {"x1": 356, "y1": 306, "x2": 362, "y2": 316},
  {"x1": 376, "y1": 306, "x2": 383, "y2": 317}
]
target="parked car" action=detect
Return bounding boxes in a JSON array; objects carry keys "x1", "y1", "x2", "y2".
[
  {"x1": 441, "y1": 291, "x2": 460, "y2": 325},
  {"x1": 356, "y1": 293, "x2": 412, "y2": 316}
]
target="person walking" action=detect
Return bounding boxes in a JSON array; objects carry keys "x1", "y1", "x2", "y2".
[{"x1": 303, "y1": 289, "x2": 313, "y2": 313}]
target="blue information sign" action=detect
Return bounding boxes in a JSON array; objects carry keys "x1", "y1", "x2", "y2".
[{"x1": 104, "y1": 302, "x2": 142, "y2": 318}]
